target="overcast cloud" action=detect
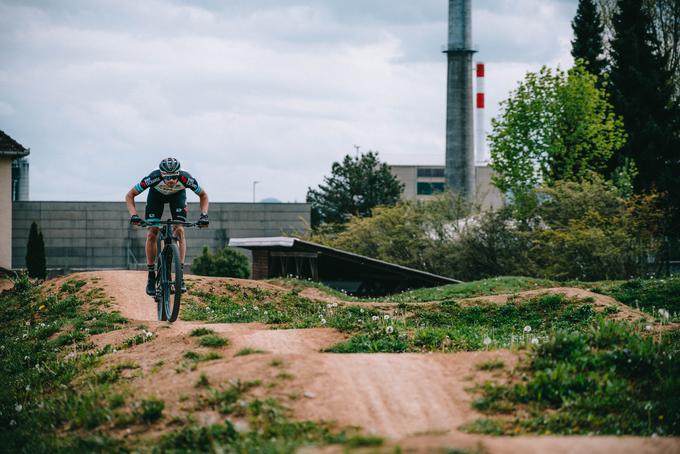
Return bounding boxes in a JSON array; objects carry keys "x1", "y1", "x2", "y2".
[{"x1": 0, "y1": 0, "x2": 578, "y2": 203}]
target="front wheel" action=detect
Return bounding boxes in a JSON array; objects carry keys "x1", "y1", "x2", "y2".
[{"x1": 165, "y1": 243, "x2": 182, "y2": 322}]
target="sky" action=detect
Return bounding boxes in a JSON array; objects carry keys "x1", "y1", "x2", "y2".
[{"x1": 0, "y1": 0, "x2": 578, "y2": 203}]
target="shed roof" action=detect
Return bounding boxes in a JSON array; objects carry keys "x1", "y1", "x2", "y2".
[
  {"x1": 0, "y1": 130, "x2": 29, "y2": 158},
  {"x1": 230, "y1": 236, "x2": 461, "y2": 287}
]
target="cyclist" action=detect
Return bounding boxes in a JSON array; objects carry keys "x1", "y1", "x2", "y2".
[{"x1": 125, "y1": 157, "x2": 209, "y2": 296}]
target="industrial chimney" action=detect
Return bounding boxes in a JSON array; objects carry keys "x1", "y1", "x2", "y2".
[{"x1": 444, "y1": 0, "x2": 475, "y2": 199}]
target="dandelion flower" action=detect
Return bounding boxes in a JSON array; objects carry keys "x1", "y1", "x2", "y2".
[
  {"x1": 326, "y1": 304, "x2": 332, "y2": 309},
  {"x1": 321, "y1": 318, "x2": 327, "y2": 325},
  {"x1": 360, "y1": 309, "x2": 365, "y2": 313},
  {"x1": 332, "y1": 302, "x2": 338, "y2": 308},
  {"x1": 14, "y1": 404, "x2": 22, "y2": 412},
  {"x1": 531, "y1": 337, "x2": 539, "y2": 345},
  {"x1": 9, "y1": 420, "x2": 16, "y2": 426},
  {"x1": 371, "y1": 315, "x2": 379, "y2": 321},
  {"x1": 383, "y1": 314, "x2": 390, "y2": 320},
  {"x1": 645, "y1": 325, "x2": 653, "y2": 331},
  {"x1": 523, "y1": 325, "x2": 532, "y2": 333},
  {"x1": 386, "y1": 326, "x2": 394, "y2": 334},
  {"x1": 658, "y1": 309, "x2": 670, "y2": 320},
  {"x1": 25, "y1": 385, "x2": 30, "y2": 392},
  {"x1": 483, "y1": 337, "x2": 492, "y2": 346}
]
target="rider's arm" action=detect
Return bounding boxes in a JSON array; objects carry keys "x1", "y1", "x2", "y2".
[
  {"x1": 125, "y1": 187, "x2": 141, "y2": 216},
  {"x1": 198, "y1": 190, "x2": 209, "y2": 214}
]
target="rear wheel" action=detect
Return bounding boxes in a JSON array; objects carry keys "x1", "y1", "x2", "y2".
[{"x1": 165, "y1": 243, "x2": 182, "y2": 322}]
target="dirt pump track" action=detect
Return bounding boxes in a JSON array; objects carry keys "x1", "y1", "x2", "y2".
[{"x1": 49, "y1": 270, "x2": 680, "y2": 453}]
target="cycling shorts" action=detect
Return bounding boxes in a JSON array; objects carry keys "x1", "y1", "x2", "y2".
[{"x1": 145, "y1": 188, "x2": 187, "y2": 222}]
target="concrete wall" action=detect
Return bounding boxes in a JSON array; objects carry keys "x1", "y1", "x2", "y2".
[
  {"x1": 12, "y1": 201, "x2": 310, "y2": 272},
  {"x1": 475, "y1": 165, "x2": 504, "y2": 211},
  {"x1": 0, "y1": 159, "x2": 12, "y2": 269}
]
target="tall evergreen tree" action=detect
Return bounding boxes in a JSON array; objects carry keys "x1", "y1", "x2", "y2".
[
  {"x1": 608, "y1": 0, "x2": 679, "y2": 211},
  {"x1": 572, "y1": 0, "x2": 607, "y2": 78},
  {"x1": 26, "y1": 221, "x2": 46, "y2": 279},
  {"x1": 307, "y1": 151, "x2": 403, "y2": 227}
]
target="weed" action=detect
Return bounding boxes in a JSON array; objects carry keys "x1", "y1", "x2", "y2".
[
  {"x1": 190, "y1": 327, "x2": 215, "y2": 337},
  {"x1": 138, "y1": 397, "x2": 164, "y2": 423},
  {"x1": 195, "y1": 373, "x2": 210, "y2": 388},
  {"x1": 198, "y1": 334, "x2": 229, "y2": 348},
  {"x1": 477, "y1": 359, "x2": 505, "y2": 371},
  {"x1": 270, "y1": 358, "x2": 284, "y2": 367},
  {"x1": 235, "y1": 347, "x2": 266, "y2": 356}
]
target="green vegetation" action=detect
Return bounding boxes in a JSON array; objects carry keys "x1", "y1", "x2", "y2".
[
  {"x1": 1, "y1": 276, "x2": 385, "y2": 452},
  {"x1": 477, "y1": 359, "x2": 505, "y2": 371},
  {"x1": 235, "y1": 347, "x2": 266, "y2": 357},
  {"x1": 306, "y1": 150, "x2": 403, "y2": 227},
  {"x1": 198, "y1": 333, "x2": 229, "y2": 348},
  {"x1": 189, "y1": 327, "x2": 215, "y2": 337},
  {"x1": 26, "y1": 221, "x2": 46, "y2": 280},
  {"x1": 191, "y1": 246, "x2": 250, "y2": 278},
  {"x1": 465, "y1": 320, "x2": 680, "y2": 436},
  {"x1": 596, "y1": 276, "x2": 680, "y2": 321}
]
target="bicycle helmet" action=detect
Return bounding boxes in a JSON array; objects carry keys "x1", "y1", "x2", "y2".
[{"x1": 159, "y1": 157, "x2": 181, "y2": 173}]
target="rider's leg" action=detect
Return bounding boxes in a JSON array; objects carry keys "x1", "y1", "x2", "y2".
[
  {"x1": 145, "y1": 227, "x2": 160, "y2": 295},
  {"x1": 146, "y1": 228, "x2": 160, "y2": 265},
  {"x1": 144, "y1": 188, "x2": 165, "y2": 296},
  {"x1": 173, "y1": 225, "x2": 186, "y2": 264}
]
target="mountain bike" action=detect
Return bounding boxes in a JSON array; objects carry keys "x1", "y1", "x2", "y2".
[{"x1": 141, "y1": 219, "x2": 198, "y2": 322}]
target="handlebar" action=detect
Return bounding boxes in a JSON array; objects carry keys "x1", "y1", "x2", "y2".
[{"x1": 139, "y1": 219, "x2": 200, "y2": 228}]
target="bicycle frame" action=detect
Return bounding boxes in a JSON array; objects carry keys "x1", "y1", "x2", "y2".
[{"x1": 139, "y1": 219, "x2": 198, "y2": 321}]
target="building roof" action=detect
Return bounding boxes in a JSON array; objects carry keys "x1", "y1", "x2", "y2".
[
  {"x1": 230, "y1": 236, "x2": 461, "y2": 289},
  {"x1": 0, "y1": 130, "x2": 30, "y2": 158}
]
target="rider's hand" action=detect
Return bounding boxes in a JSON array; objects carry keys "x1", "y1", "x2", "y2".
[
  {"x1": 130, "y1": 214, "x2": 142, "y2": 226},
  {"x1": 197, "y1": 212, "x2": 209, "y2": 228}
]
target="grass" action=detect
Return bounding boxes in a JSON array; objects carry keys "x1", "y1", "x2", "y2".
[
  {"x1": 464, "y1": 320, "x2": 680, "y2": 436},
  {"x1": 327, "y1": 293, "x2": 599, "y2": 353},
  {"x1": 477, "y1": 359, "x2": 505, "y2": 371},
  {"x1": 235, "y1": 347, "x2": 266, "y2": 356},
  {"x1": 198, "y1": 333, "x2": 229, "y2": 348},
  {"x1": 185, "y1": 286, "x2": 601, "y2": 353},
  {"x1": 594, "y1": 276, "x2": 680, "y2": 322}
]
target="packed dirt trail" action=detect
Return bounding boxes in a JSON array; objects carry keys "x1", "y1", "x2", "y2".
[{"x1": 75, "y1": 271, "x2": 679, "y2": 453}]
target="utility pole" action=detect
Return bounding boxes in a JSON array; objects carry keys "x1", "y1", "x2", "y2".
[
  {"x1": 353, "y1": 144, "x2": 360, "y2": 158},
  {"x1": 252, "y1": 181, "x2": 259, "y2": 203}
]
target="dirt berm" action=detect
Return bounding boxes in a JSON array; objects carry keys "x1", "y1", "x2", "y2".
[{"x1": 47, "y1": 270, "x2": 679, "y2": 453}]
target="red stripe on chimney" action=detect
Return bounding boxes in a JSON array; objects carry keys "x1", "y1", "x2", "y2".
[
  {"x1": 476, "y1": 93, "x2": 485, "y2": 108},
  {"x1": 476, "y1": 63, "x2": 485, "y2": 77}
]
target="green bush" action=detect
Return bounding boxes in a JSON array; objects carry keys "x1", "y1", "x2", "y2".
[
  {"x1": 191, "y1": 246, "x2": 250, "y2": 278},
  {"x1": 26, "y1": 221, "x2": 46, "y2": 279}
]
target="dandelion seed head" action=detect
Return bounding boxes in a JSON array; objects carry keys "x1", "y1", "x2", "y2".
[
  {"x1": 523, "y1": 325, "x2": 532, "y2": 333},
  {"x1": 371, "y1": 315, "x2": 379, "y2": 321},
  {"x1": 14, "y1": 404, "x2": 22, "y2": 412},
  {"x1": 386, "y1": 326, "x2": 394, "y2": 334},
  {"x1": 383, "y1": 315, "x2": 390, "y2": 320},
  {"x1": 483, "y1": 337, "x2": 492, "y2": 346},
  {"x1": 531, "y1": 337, "x2": 539, "y2": 345}
]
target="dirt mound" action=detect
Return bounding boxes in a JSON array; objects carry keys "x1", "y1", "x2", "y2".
[
  {"x1": 460, "y1": 287, "x2": 649, "y2": 323},
  {"x1": 42, "y1": 271, "x2": 679, "y2": 452}
]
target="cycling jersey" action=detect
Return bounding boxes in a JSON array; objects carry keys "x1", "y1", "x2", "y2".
[{"x1": 134, "y1": 170, "x2": 203, "y2": 196}]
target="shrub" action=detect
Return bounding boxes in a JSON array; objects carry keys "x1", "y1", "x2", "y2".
[
  {"x1": 191, "y1": 247, "x2": 250, "y2": 278},
  {"x1": 26, "y1": 221, "x2": 46, "y2": 279}
]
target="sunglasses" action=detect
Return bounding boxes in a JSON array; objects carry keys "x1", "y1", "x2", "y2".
[{"x1": 162, "y1": 174, "x2": 179, "y2": 181}]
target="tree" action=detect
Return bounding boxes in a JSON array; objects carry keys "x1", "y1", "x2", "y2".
[
  {"x1": 608, "y1": 0, "x2": 680, "y2": 217},
  {"x1": 191, "y1": 246, "x2": 250, "y2": 278},
  {"x1": 26, "y1": 221, "x2": 46, "y2": 279},
  {"x1": 572, "y1": 0, "x2": 607, "y2": 78},
  {"x1": 306, "y1": 151, "x2": 403, "y2": 226},
  {"x1": 489, "y1": 64, "x2": 626, "y2": 197}
]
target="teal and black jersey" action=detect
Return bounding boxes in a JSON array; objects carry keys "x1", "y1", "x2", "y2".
[{"x1": 134, "y1": 170, "x2": 203, "y2": 196}]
